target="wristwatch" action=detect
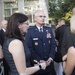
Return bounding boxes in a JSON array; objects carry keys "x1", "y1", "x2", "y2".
[{"x1": 38, "y1": 64, "x2": 42, "y2": 69}]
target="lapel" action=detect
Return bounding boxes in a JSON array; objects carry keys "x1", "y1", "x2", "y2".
[{"x1": 1, "y1": 29, "x2": 5, "y2": 38}]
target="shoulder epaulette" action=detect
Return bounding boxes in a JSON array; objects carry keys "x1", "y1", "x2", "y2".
[
  {"x1": 28, "y1": 26, "x2": 34, "y2": 30},
  {"x1": 44, "y1": 26, "x2": 51, "y2": 29}
]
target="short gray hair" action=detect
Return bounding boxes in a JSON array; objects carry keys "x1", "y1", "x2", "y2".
[{"x1": 34, "y1": 10, "x2": 44, "y2": 17}]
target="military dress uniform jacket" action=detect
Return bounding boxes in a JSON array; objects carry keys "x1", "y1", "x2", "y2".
[{"x1": 25, "y1": 25, "x2": 56, "y2": 74}]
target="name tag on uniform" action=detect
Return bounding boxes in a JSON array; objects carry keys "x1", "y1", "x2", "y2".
[{"x1": 33, "y1": 38, "x2": 38, "y2": 40}]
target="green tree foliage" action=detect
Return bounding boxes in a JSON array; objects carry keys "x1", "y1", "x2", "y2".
[{"x1": 49, "y1": 0, "x2": 75, "y2": 23}]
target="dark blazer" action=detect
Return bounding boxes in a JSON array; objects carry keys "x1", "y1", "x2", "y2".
[
  {"x1": 0, "y1": 29, "x2": 5, "y2": 46},
  {"x1": 55, "y1": 25, "x2": 66, "y2": 62},
  {"x1": 25, "y1": 25, "x2": 56, "y2": 74}
]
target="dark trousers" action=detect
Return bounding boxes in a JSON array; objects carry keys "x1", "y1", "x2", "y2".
[
  {"x1": 42, "y1": 71, "x2": 56, "y2": 75},
  {"x1": 63, "y1": 72, "x2": 65, "y2": 75}
]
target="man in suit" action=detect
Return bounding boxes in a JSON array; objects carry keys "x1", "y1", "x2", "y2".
[
  {"x1": 0, "y1": 20, "x2": 9, "y2": 75},
  {"x1": 25, "y1": 10, "x2": 56, "y2": 75},
  {"x1": 55, "y1": 19, "x2": 66, "y2": 75},
  {"x1": 0, "y1": 20, "x2": 7, "y2": 46}
]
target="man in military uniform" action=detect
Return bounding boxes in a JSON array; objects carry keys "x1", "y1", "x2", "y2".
[{"x1": 25, "y1": 10, "x2": 56, "y2": 75}]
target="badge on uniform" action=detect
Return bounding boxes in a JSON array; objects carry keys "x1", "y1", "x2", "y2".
[
  {"x1": 34, "y1": 42, "x2": 38, "y2": 46},
  {"x1": 47, "y1": 33, "x2": 51, "y2": 38},
  {"x1": 46, "y1": 30, "x2": 51, "y2": 38}
]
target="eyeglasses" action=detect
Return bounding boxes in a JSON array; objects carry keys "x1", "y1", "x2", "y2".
[
  {"x1": 38, "y1": 16, "x2": 46, "y2": 18},
  {"x1": 23, "y1": 22, "x2": 29, "y2": 25}
]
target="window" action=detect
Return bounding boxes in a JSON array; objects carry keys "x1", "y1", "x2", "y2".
[
  {"x1": 4, "y1": 9, "x2": 11, "y2": 20},
  {"x1": 24, "y1": 0, "x2": 39, "y2": 23},
  {"x1": 27, "y1": 0, "x2": 38, "y2": 1},
  {"x1": 4, "y1": 1, "x2": 18, "y2": 20}
]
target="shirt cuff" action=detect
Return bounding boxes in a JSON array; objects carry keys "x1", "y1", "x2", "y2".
[{"x1": 49, "y1": 57, "x2": 53, "y2": 62}]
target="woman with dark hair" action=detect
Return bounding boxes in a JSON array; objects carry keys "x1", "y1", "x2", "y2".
[{"x1": 3, "y1": 13, "x2": 46, "y2": 75}]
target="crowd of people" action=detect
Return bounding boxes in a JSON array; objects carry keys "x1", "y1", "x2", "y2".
[{"x1": 0, "y1": 7, "x2": 75, "y2": 75}]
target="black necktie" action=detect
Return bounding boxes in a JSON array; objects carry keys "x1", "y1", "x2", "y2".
[
  {"x1": 39, "y1": 28, "x2": 43, "y2": 39},
  {"x1": 40, "y1": 28, "x2": 42, "y2": 32}
]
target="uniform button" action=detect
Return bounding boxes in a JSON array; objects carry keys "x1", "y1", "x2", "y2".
[
  {"x1": 43, "y1": 43, "x2": 45, "y2": 45},
  {"x1": 44, "y1": 50, "x2": 46, "y2": 51}
]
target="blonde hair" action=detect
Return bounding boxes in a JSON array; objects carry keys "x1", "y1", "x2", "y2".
[
  {"x1": 72, "y1": 7, "x2": 75, "y2": 15},
  {"x1": 70, "y1": 15, "x2": 75, "y2": 34}
]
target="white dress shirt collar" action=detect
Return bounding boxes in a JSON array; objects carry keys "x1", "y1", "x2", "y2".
[
  {"x1": 2, "y1": 28, "x2": 6, "y2": 32},
  {"x1": 36, "y1": 25, "x2": 43, "y2": 32}
]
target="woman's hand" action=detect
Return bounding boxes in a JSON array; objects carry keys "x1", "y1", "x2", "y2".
[
  {"x1": 62, "y1": 54, "x2": 67, "y2": 62},
  {"x1": 62, "y1": 54, "x2": 67, "y2": 71},
  {"x1": 39, "y1": 62, "x2": 46, "y2": 70},
  {"x1": 33, "y1": 60, "x2": 46, "y2": 70}
]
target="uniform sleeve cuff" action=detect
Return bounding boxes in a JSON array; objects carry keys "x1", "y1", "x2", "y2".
[{"x1": 49, "y1": 57, "x2": 53, "y2": 62}]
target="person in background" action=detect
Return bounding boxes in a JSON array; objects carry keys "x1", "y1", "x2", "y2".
[
  {"x1": 44, "y1": 23, "x2": 51, "y2": 28},
  {"x1": 25, "y1": 10, "x2": 56, "y2": 75},
  {"x1": 0, "y1": 20, "x2": 7, "y2": 46},
  {"x1": 56, "y1": 21, "x2": 61, "y2": 29},
  {"x1": 3, "y1": 13, "x2": 46, "y2": 75},
  {"x1": 51, "y1": 20, "x2": 56, "y2": 36},
  {"x1": 55, "y1": 19, "x2": 66, "y2": 75},
  {"x1": 0, "y1": 20, "x2": 9, "y2": 75}
]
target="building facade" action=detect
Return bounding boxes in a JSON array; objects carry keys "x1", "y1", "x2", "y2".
[{"x1": 0, "y1": 0, "x2": 49, "y2": 26}]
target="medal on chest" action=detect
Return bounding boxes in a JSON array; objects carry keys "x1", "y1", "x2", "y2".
[{"x1": 46, "y1": 30, "x2": 51, "y2": 38}]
